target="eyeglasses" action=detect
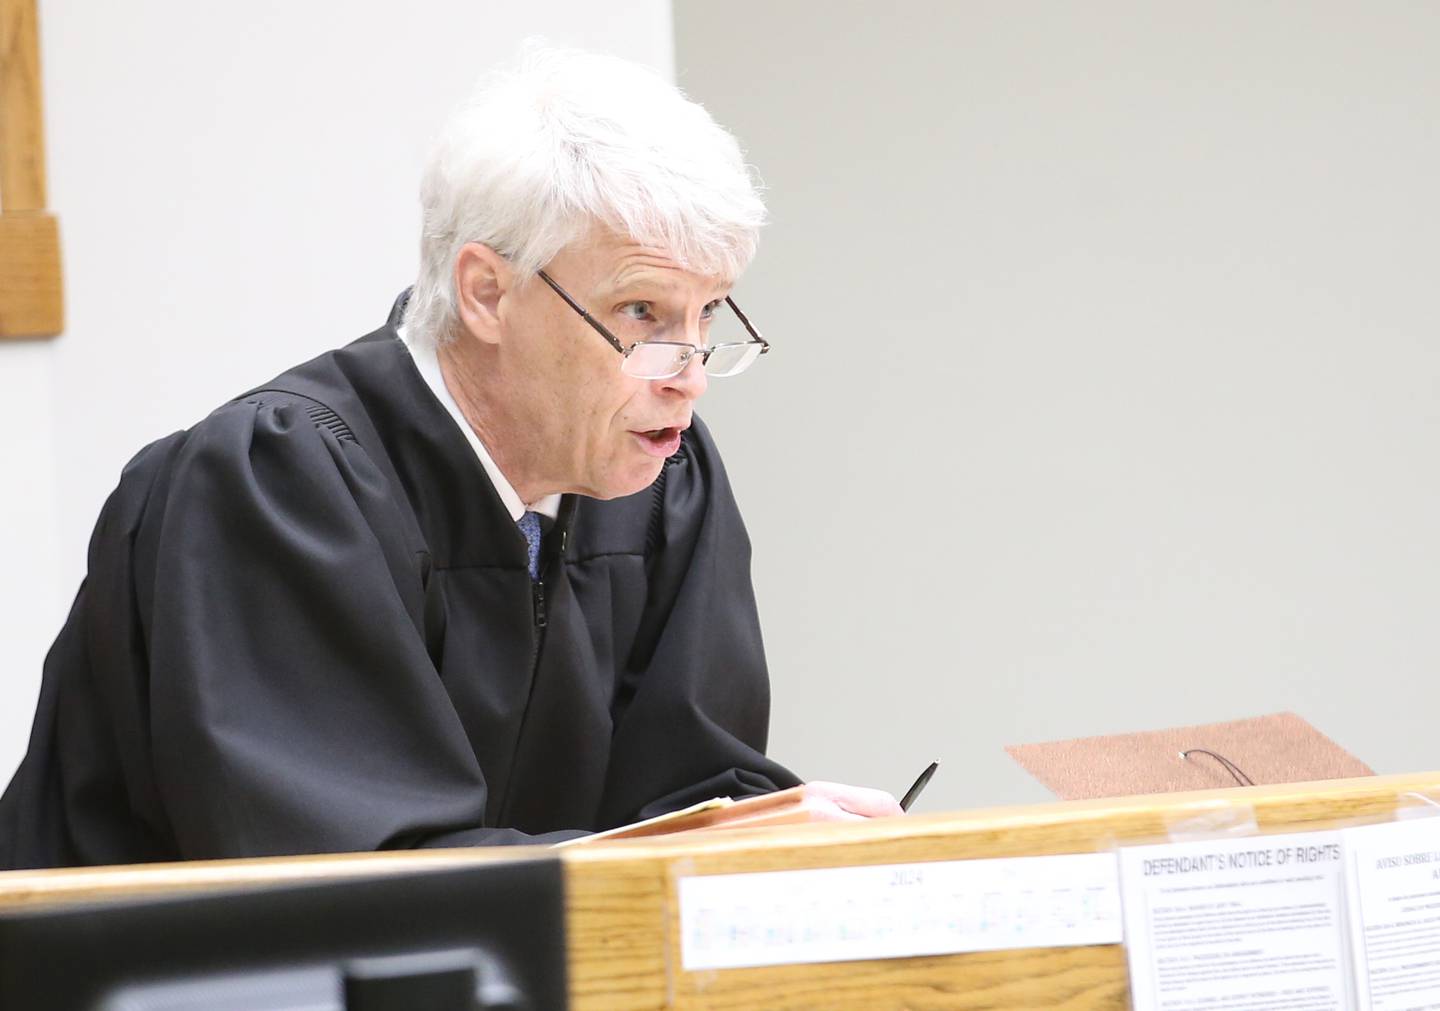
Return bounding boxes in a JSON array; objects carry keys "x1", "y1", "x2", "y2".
[{"x1": 536, "y1": 270, "x2": 770, "y2": 380}]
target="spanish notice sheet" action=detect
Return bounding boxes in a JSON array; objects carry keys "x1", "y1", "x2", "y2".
[
  {"x1": 1344, "y1": 817, "x2": 1440, "y2": 1011},
  {"x1": 1119, "y1": 831, "x2": 1350, "y2": 1011}
]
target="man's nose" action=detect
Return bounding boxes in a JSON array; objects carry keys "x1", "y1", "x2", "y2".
[{"x1": 659, "y1": 352, "x2": 708, "y2": 400}]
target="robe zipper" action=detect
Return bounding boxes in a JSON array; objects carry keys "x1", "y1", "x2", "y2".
[
  {"x1": 495, "y1": 578, "x2": 547, "y2": 826},
  {"x1": 499, "y1": 567, "x2": 551, "y2": 825},
  {"x1": 531, "y1": 579, "x2": 547, "y2": 630}
]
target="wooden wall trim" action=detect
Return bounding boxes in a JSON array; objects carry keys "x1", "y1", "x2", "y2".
[{"x1": 0, "y1": 0, "x2": 62, "y2": 339}]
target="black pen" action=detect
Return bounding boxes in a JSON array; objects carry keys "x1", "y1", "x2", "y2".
[{"x1": 899, "y1": 760, "x2": 939, "y2": 812}]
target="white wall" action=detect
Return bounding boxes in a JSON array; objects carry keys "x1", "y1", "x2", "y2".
[
  {"x1": 0, "y1": 1, "x2": 675, "y2": 781},
  {"x1": 674, "y1": 2, "x2": 1440, "y2": 812}
]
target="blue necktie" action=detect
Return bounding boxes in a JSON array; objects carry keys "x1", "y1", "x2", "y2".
[{"x1": 517, "y1": 511, "x2": 542, "y2": 581}]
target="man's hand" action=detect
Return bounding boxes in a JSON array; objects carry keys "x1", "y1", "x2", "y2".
[{"x1": 798, "y1": 781, "x2": 905, "y2": 822}]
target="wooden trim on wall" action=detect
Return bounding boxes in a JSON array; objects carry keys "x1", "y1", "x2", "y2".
[{"x1": 0, "y1": 0, "x2": 62, "y2": 339}]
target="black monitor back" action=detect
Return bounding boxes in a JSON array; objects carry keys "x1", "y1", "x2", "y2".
[{"x1": 0, "y1": 858, "x2": 567, "y2": 1010}]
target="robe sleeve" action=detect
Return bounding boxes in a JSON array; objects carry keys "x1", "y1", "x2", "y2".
[
  {"x1": 144, "y1": 397, "x2": 582, "y2": 857},
  {"x1": 598, "y1": 419, "x2": 803, "y2": 826}
]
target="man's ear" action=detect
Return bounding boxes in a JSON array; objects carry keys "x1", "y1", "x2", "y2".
[{"x1": 454, "y1": 243, "x2": 513, "y2": 346}]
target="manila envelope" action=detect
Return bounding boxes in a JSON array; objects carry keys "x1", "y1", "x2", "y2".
[{"x1": 1006, "y1": 712, "x2": 1373, "y2": 801}]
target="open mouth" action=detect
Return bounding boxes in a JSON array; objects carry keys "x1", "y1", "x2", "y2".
[{"x1": 633, "y1": 426, "x2": 684, "y2": 457}]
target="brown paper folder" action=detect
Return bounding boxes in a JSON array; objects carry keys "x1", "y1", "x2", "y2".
[
  {"x1": 558, "y1": 786, "x2": 826, "y2": 846},
  {"x1": 1006, "y1": 712, "x2": 1374, "y2": 801}
]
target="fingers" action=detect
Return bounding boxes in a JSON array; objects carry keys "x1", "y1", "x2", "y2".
[
  {"x1": 803, "y1": 781, "x2": 905, "y2": 818},
  {"x1": 802, "y1": 798, "x2": 868, "y2": 823}
]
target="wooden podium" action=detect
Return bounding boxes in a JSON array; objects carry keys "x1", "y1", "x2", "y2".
[{"x1": 3, "y1": 771, "x2": 1437, "y2": 1009}]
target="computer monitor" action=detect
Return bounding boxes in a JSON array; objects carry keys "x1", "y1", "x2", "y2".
[{"x1": 0, "y1": 858, "x2": 567, "y2": 1010}]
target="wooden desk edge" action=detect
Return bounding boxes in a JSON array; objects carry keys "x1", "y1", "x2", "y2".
[
  {"x1": 1, "y1": 770, "x2": 1432, "y2": 906},
  {"x1": 3, "y1": 773, "x2": 1434, "y2": 1010}
]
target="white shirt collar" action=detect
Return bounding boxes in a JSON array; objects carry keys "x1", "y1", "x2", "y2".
[{"x1": 397, "y1": 325, "x2": 561, "y2": 523}]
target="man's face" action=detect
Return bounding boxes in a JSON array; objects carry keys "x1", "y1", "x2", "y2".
[{"x1": 495, "y1": 229, "x2": 733, "y2": 501}]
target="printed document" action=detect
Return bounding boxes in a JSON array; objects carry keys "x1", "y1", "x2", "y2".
[
  {"x1": 1345, "y1": 817, "x2": 1440, "y2": 1010},
  {"x1": 1120, "y1": 831, "x2": 1350, "y2": 1011}
]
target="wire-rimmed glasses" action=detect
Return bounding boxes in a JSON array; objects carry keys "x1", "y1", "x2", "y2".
[{"x1": 536, "y1": 270, "x2": 770, "y2": 380}]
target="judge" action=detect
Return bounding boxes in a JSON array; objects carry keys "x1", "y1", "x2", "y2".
[{"x1": 0, "y1": 45, "x2": 900, "y2": 869}]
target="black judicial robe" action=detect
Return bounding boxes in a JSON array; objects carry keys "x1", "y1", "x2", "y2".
[{"x1": 0, "y1": 304, "x2": 799, "y2": 869}]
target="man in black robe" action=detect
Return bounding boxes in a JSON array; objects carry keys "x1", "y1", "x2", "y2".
[{"x1": 0, "y1": 46, "x2": 900, "y2": 868}]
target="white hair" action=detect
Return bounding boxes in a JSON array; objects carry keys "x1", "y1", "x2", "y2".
[{"x1": 404, "y1": 42, "x2": 767, "y2": 346}]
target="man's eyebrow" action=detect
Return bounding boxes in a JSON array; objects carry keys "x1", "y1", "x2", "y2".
[
  {"x1": 607, "y1": 277, "x2": 680, "y2": 297},
  {"x1": 605, "y1": 267, "x2": 685, "y2": 294},
  {"x1": 605, "y1": 273, "x2": 734, "y2": 301}
]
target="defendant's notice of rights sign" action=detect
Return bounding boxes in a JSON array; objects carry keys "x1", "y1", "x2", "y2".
[{"x1": 1119, "y1": 831, "x2": 1350, "y2": 1011}]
